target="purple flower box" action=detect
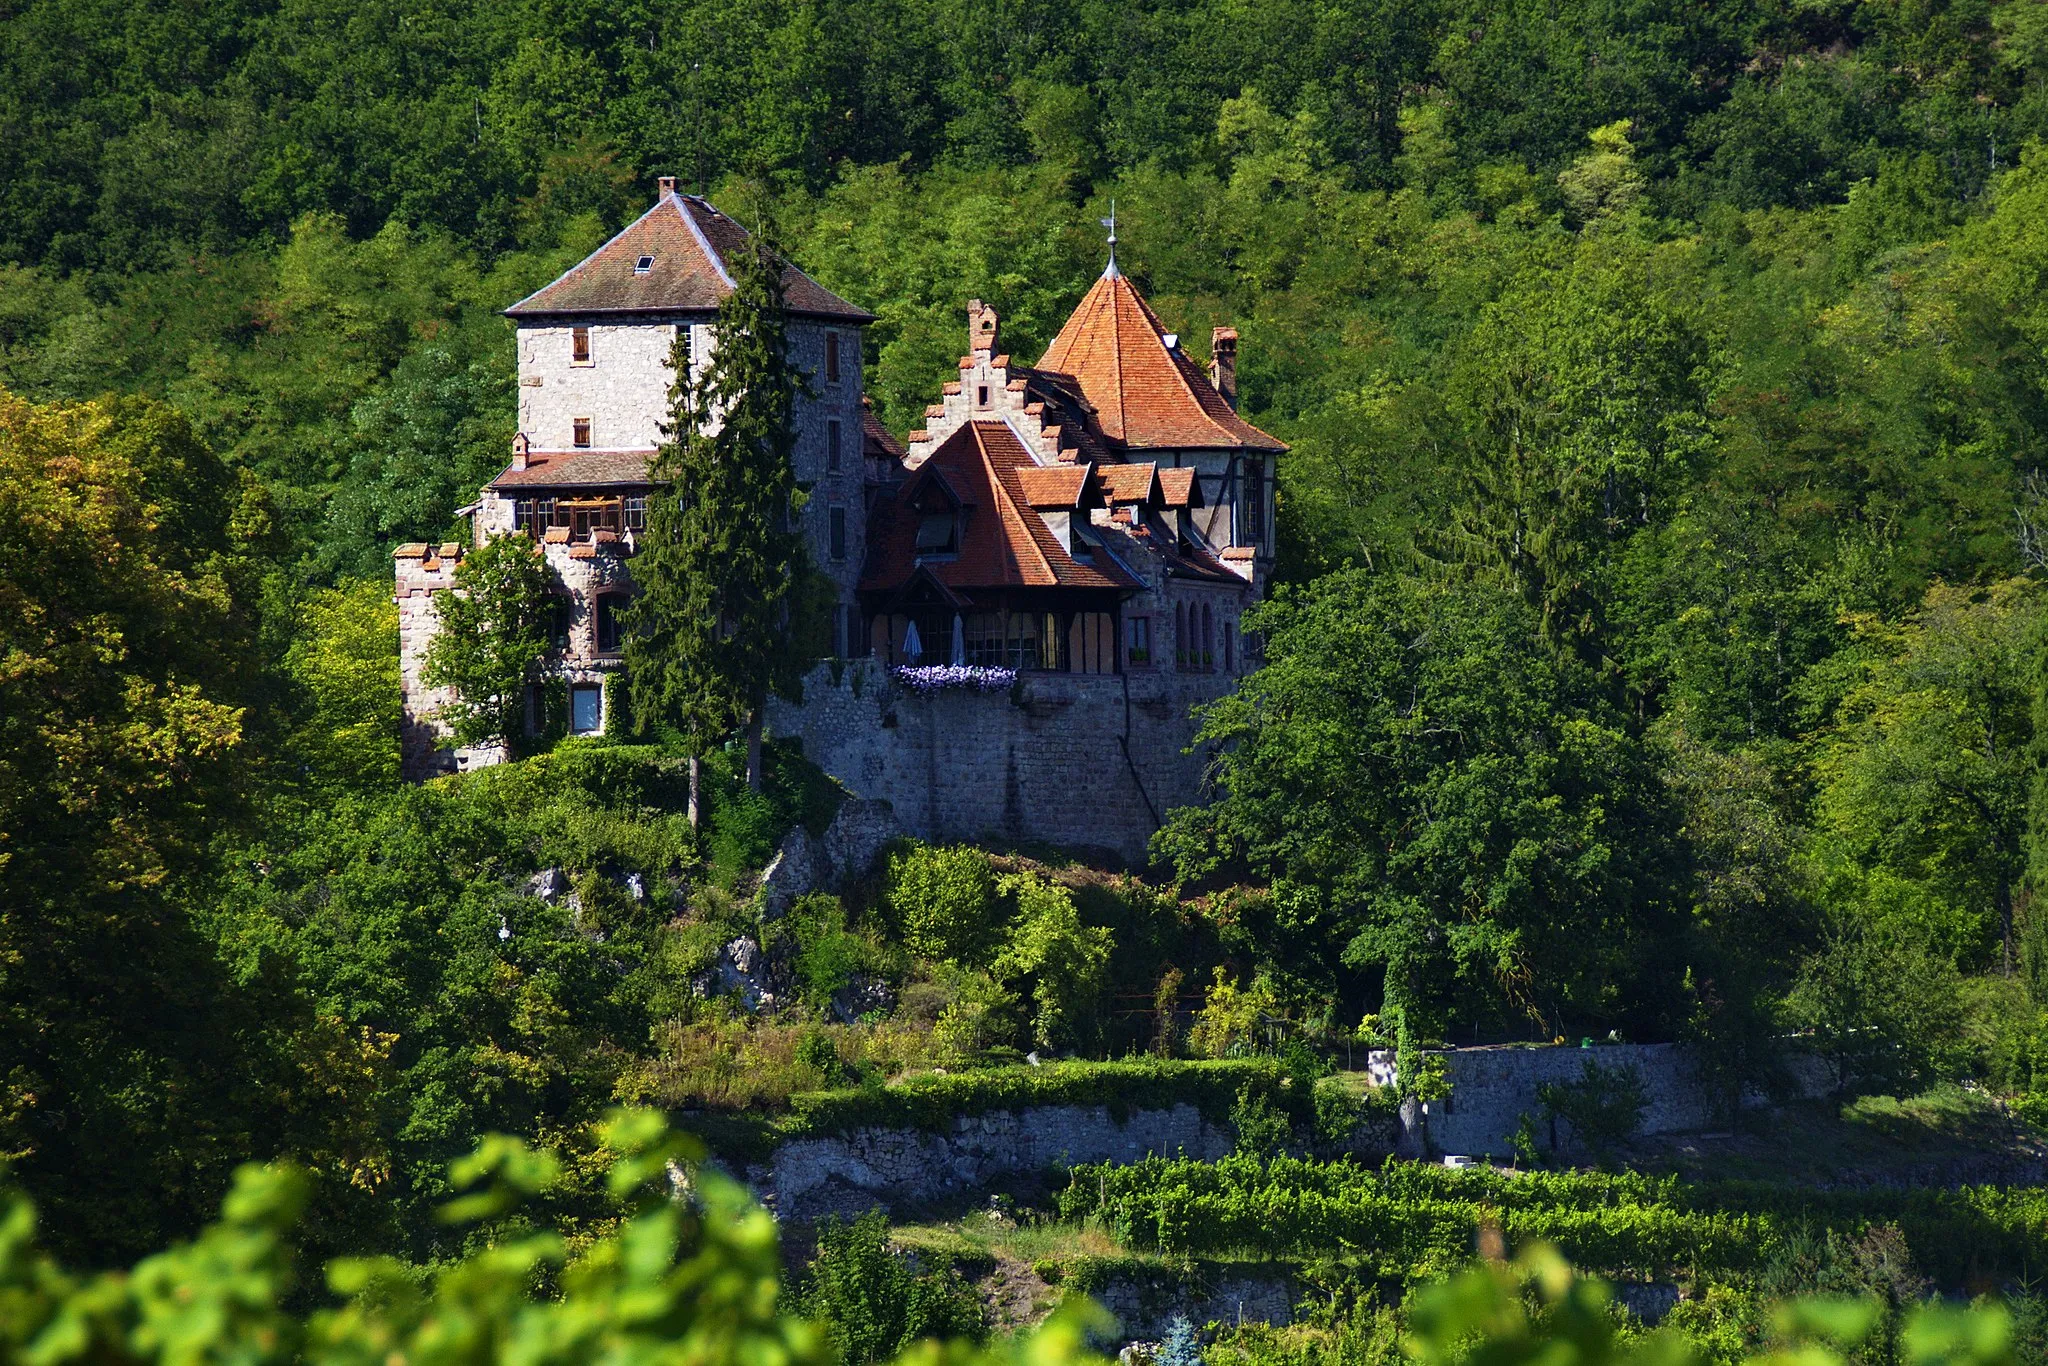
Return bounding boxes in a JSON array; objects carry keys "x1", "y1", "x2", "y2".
[{"x1": 892, "y1": 665, "x2": 1017, "y2": 694}]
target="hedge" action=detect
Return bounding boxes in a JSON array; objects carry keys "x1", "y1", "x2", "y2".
[{"x1": 775, "y1": 1058, "x2": 1301, "y2": 1140}]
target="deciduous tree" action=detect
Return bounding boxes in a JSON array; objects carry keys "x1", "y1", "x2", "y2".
[{"x1": 421, "y1": 532, "x2": 553, "y2": 756}]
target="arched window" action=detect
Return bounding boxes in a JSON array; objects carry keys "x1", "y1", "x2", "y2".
[
  {"x1": 1223, "y1": 621, "x2": 1234, "y2": 673},
  {"x1": 1202, "y1": 603, "x2": 1214, "y2": 671},
  {"x1": 1175, "y1": 602, "x2": 1187, "y2": 670}
]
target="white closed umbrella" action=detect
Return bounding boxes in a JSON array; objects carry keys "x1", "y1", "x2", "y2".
[
  {"x1": 951, "y1": 613, "x2": 966, "y2": 666},
  {"x1": 903, "y1": 620, "x2": 923, "y2": 663}
]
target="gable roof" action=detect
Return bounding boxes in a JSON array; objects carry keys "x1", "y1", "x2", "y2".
[
  {"x1": 1037, "y1": 271, "x2": 1283, "y2": 453},
  {"x1": 506, "y1": 186, "x2": 873, "y2": 323},
  {"x1": 862, "y1": 420, "x2": 1141, "y2": 597}
]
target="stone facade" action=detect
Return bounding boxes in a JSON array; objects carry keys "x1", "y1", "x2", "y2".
[
  {"x1": 769, "y1": 661, "x2": 1234, "y2": 863},
  {"x1": 516, "y1": 321, "x2": 705, "y2": 453},
  {"x1": 397, "y1": 182, "x2": 1271, "y2": 861}
]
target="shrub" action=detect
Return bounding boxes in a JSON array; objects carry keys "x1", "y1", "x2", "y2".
[
  {"x1": 1231, "y1": 1082, "x2": 1291, "y2": 1156},
  {"x1": 1313, "y1": 1074, "x2": 1364, "y2": 1146},
  {"x1": 799, "y1": 1209, "x2": 987, "y2": 1364},
  {"x1": 796, "y1": 1028, "x2": 844, "y2": 1084},
  {"x1": 1538, "y1": 1059, "x2": 1649, "y2": 1157},
  {"x1": 889, "y1": 844, "x2": 1000, "y2": 961},
  {"x1": 785, "y1": 893, "x2": 880, "y2": 1009},
  {"x1": 990, "y1": 871, "x2": 1112, "y2": 1051},
  {"x1": 1188, "y1": 968, "x2": 1278, "y2": 1058}
]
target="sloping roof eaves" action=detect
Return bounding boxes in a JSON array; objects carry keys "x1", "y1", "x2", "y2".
[
  {"x1": 505, "y1": 193, "x2": 874, "y2": 323},
  {"x1": 489, "y1": 449, "x2": 655, "y2": 489},
  {"x1": 1037, "y1": 271, "x2": 1285, "y2": 453}
]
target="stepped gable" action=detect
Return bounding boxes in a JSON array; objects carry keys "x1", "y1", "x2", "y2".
[
  {"x1": 862, "y1": 420, "x2": 1141, "y2": 594},
  {"x1": 1036, "y1": 270, "x2": 1283, "y2": 453},
  {"x1": 505, "y1": 183, "x2": 872, "y2": 322}
]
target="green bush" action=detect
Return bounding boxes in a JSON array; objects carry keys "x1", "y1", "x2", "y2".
[
  {"x1": 1537, "y1": 1059, "x2": 1649, "y2": 1157},
  {"x1": 785, "y1": 893, "x2": 880, "y2": 1009},
  {"x1": 781, "y1": 1059, "x2": 1299, "y2": 1138},
  {"x1": 889, "y1": 844, "x2": 1000, "y2": 962},
  {"x1": 798, "y1": 1210, "x2": 987, "y2": 1365},
  {"x1": 796, "y1": 1027, "x2": 845, "y2": 1084},
  {"x1": 1313, "y1": 1075, "x2": 1365, "y2": 1146},
  {"x1": 1231, "y1": 1082, "x2": 1292, "y2": 1156}
]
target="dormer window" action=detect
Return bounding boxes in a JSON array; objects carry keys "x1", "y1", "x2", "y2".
[
  {"x1": 915, "y1": 511, "x2": 958, "y2": 557},
  {"x1": 1070, "y1": 523, "x2": 1096, "y2": 562},
  {"x1": 634, "y1": 255, "x2": 655, "y2": 274}
]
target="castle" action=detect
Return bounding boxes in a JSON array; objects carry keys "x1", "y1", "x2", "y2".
[{"x1": 396, "y1": 180, "x2": 1286, "y2": 861}]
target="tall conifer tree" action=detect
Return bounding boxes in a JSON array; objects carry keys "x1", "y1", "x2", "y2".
[{"x1": 625, "y1": 231, "x2": 820, "y2": 810}]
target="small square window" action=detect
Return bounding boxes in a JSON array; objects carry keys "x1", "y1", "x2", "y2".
[
  {"x1": 571, "y1": 327, "x2": 591, "y2": 363},
  {"x1": 829, "y1": 505, "x2": 847, "y2": 560},
  {"x1": 623, "y1": 494, "x2": 647, "y2": 530},
  {"x1": 570, "y1": 684, "x2": 603, "y2": 734},
  {"x1": 827, "y1": 419, "x2": 842, "y2": 471},
  {"x1": 634, "y1": 255, "x2": 655, "y2": 274},
  {"x1": 572, "y1": 417, "x2": 592, "y2": 448},
  {"x1": 825, "y1": 332, "x2": 842, "y2": 383}
]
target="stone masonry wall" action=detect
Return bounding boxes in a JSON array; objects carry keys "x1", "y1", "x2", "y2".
[
  {"x1": 1385, "y1": 1042, "x2": 1835, "y2": 1158},
  {"x1": 754, "y1": 1102, "x2": 1233, "y2": 1220},
  {"x1": 768, "y1": 661, "x2": 1234, "y2": 864},
  {"x1": 517, "y1": 321, "x2": 698, "y2": 453}
]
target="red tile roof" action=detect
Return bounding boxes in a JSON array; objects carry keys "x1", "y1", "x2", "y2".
[
  {"x1": 1157, "y1": 468, "x2": 1203, "y2": 508},
  {"x1": 863, "y1": 402, "x2": 907, "y2": 464},
  {"x1": 489, "y1": 449, "x2": 653, "y2": 489},
  {"x1": 1094, "y1": 463, "x2": 1160, "y2": 505},
  {"x1": 1014, "y1": 464, "x2": 1095, "y2": 508},
  {"x1": 1037, "y1": 271, "x2": 1284, "y2": 453},
  {"x1": 862, "y1": 421, "x2": 1141, "y2": 597},
  {"x1": 506, "y1": 190, "x2": 872, "y2": 323}
]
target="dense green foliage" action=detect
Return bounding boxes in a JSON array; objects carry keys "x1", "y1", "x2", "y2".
[
  {"x1": 423, "y1": 532, "x2": 556, "y2": 753},
  {"x1": 799, "y1": 1211, "x2": 988, "y2": 1364},
  {"x1": 0, "y1": 1117, "x2": 2026, "y2": 1366},
  {"x1": 13, "y1": 0, "x2": 2048, "y2": 1320},
  {"x1": 1057, "y1": 1152, "x2": 2048, "y2": 1295}
]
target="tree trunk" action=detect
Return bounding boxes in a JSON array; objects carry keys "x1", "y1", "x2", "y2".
[
  {"x1": 746, "y1": 709, "x2": 764, "y2": 792},
  {"x1": 687, "y1": 754, "x2": 701, "y2": 829},
  {"x1": 2003, "y1": 875, "x2": 2015, "y2": 976}
]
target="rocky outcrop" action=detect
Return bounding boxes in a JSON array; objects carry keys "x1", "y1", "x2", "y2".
[
  {"x1": 760, "y1": 798, "x2": 906, "y2": 917},
  {"x1": 754, "y1": 1102, "x2": 1234, "y2": 1220}
]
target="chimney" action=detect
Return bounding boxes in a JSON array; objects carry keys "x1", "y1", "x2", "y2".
[
  {"x1": 658, "y1": 175, "x2": 677, "y2": 197},
  {"x1": 968, "y1": 299, "x2": 999, "y2": 357},
  {"x1": 1210, "y1": 327, "x2": 1239, "y2": 410},
  {"x1": 511, "y1": 431, "x2": 530, "y2": 472}
]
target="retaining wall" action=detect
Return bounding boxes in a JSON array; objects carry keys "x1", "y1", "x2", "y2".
[
  {"x1": 768, "y1": 662, "x2": 1232, "y2": 864},
  {"x1": 1386, "y1": 1042, "x2": 1834, "y2": 1158},
  {"x1": 753, "y1": 1102, "x2": 1234, "y2": 1220}
]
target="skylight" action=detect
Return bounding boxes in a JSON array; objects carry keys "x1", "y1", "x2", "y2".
[{"x1": 634, "y1": 255, "x2": 655, "y2": 274}]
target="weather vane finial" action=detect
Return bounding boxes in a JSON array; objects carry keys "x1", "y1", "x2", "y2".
[{"x1": 1100, "y1": 199, "x2": 1119, "y2": 278}]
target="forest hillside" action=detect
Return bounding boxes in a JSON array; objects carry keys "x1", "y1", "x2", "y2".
[{"x1": 7, "y1": 1, "x2": 2048, "y2": 1363}]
